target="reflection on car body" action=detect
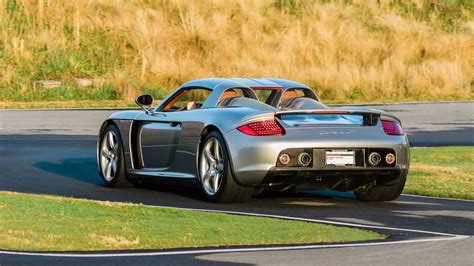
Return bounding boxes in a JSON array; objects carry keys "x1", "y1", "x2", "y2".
[{"x1": 97, "y1": 78, "x2": 409, "y2": 203}]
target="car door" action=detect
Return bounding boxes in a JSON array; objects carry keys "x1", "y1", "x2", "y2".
[
  {"x1": 136, "y1": 112, "x2": 182, "y2": 169},
  {"x1": 136, "y1": 87, "x2": 212, "y2": 171}
]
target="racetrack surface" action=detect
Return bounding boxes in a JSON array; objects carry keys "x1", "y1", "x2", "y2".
[
  {"x1": 0, "y1": 102, "x2": 473, "y2": 265},
  {"x1": 1, "y1": 101, "x2": 473, "y2": 146}
]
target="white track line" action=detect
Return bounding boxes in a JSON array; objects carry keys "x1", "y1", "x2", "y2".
[
  {"x1": 0, "y1": 205, "x2": 469, "y2": 258},
  {"x1": 402, "y1": 194, "x2": 474, "y2": 203},
  {"x1": 0, "y1": 236, "x2": 468, "y2": 258}
]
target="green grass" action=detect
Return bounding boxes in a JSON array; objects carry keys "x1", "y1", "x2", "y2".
[
  {"x1": 0, "y1": 191, "x2": 384, "y2": 252},
  {"x1": 406, "y1": 146, "x2": 474, "y2": 200}
]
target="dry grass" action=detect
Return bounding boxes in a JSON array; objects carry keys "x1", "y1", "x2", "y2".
[
  {"x1": 0, "y1": 0, "x2": 472, "y2": 103},
  {"x1": 0, "y1": 100, "x2": 135, "y2": 109},
  {"x1": 88, "y1": 234, "x2": 140, "y2": 249}
]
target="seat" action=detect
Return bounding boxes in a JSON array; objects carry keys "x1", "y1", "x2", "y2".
[
  {"x1": 186, "y1": 101, "x2": 197, "y2": 110},
  {"x1": 217, "y1": 89, "x2": 239, "y2": 107},
  {"x1": 221, "y1": 89, "x2": 238, "y2": 100},
  {"x1": 278, "y1": 90, "x2": 299, "y2": 108}
]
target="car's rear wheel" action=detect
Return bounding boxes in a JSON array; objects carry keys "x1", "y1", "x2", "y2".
[
  {"x1": 355, "y1": 173, "x2": 407, "y2": 201},
  {"x1": 199, "y1": 131, "x2": 254, "y2": 203},
  {"x1": 98, "y1": 124, "x2": 132, "y2": 188}
]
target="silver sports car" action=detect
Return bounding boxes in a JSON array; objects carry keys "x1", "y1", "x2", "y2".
[{"x1": 97, "y1": 78, "x2": 410, "y2": 203}]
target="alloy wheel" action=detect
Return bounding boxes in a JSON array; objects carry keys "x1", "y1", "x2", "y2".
[
  {"x1": 100, "y1": 130, "x2": 119, "y2": 181},
  {"x1": 199, "y1": 137, "x2": 224, "y2": 195}
]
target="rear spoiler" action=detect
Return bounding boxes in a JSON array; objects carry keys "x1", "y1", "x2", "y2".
[
  {"x1": 233, "y1": 108, "x2": 402, "y2": 130},
  {"x1": 274, "y1": 109, "x2": 402, "y2": 126}
]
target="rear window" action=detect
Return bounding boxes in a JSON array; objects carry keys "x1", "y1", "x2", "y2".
[{"x1": 281, "y1": 114, "x2": 364, "y2": 126}]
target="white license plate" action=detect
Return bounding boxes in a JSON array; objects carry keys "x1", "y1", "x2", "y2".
[{"x1": 325, "y1": 150, "x2": 355, "y2": 166}]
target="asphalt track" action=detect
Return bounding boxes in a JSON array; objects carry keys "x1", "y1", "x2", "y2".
[{"x1": 0, "y1": 102, "x2": 473, "y2": 265}]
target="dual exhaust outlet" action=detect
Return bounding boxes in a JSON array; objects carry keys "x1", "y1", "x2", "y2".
[
  {"x1": 279, "y1": 152, "x2": 312, "y2": 167},
  {"x1": 279, "y1": 151, "x2": 396, "y2": 167},
  {"x1": 369, "y1": 152, "x2": 396, "y2": 166}
]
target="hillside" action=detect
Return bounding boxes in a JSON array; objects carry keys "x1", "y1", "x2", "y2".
[{"x1": 0, "y1": 0, "x2": 472, "y2": 105}]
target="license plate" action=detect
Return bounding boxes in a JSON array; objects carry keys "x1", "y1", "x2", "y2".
[{"x1": 325, "y1": 150, "x2": 355, "y2": 166}]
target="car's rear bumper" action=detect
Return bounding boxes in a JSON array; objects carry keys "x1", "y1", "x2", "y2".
[
  {"x1": 224, "y1": 127, "x2": 410, "y2": 186},
  {"x1": 261, "y1": 168, "x2": 407, "y2": 192}
]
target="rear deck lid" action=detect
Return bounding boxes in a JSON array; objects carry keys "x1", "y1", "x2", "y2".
[{"x1": 276, "y1": 110, "x2": 380, "y2": 127}]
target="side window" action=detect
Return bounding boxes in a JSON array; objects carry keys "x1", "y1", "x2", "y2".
[{"x1": 162, "y1": 88, "x2": 211, "y2": 112}]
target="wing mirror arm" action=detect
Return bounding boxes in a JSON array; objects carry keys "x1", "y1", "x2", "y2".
[{"x1": 135, "y1": 94, "x2": 155, "y2": 115}]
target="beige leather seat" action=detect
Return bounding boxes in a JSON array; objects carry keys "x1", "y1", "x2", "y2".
[
  {"x1": 217, "y1": 89, "x2": 239, "y2": 106},
  {"x1": 220, "y1": 89, "x2": 238, "y2": 100},
  {"x1": 278, "y1": 90, "x2": 299, "y2": 108},
  {"x1": 186, "y1": 101, "x2": 197, "y2": 110}
]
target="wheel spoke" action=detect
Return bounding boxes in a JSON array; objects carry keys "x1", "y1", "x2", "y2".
[
  {"x1": 213, "y1": 139, "x2": 220, "y2": 161},
  {"x1": 202, "y1": 169, "x2": 213, "y2": 185},
  {"x1": 101, "y1": 159, "x2": 107, "y2": 177},
  {"x1": 204, "y1": 149, "x2": 216, "y2": 165},
  {"x1": 213, "y1": 173, "x2": 220, "y2": 193},
  {"x1": 101, "y1": 148, "x2": 112, "y2": 159},
  {"x1": 107, "y1": 131, "x2": 115, "y2": 151},
  {"x1": 106, "y1": 160, "x2": 113, "y2": 178}
]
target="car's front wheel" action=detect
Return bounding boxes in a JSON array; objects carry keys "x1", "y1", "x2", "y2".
[
  {"x1": 198, "y1": 131, "x2": 254, "y2": 203},
  {"x1": 355, "y1": 173, "x2": 407, "y2": 201},
  {"x1": 98, "y1": 124, "x2": 132, "y2": 188}
]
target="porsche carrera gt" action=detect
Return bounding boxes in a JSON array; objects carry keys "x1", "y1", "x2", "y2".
[{"x1": 97, "y1": 78, "x2": 409, "y2": 203}]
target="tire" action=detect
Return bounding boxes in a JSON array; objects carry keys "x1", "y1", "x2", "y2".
[
  {"x1": 198, "y1": 131, "x2": 254, "y2": 203},
  {"x1": 98, "y1": 124, "x2": 133, "y2": 188},
  {"x1": 355, "y1": 173, "x2": 407, "y2": 201}
]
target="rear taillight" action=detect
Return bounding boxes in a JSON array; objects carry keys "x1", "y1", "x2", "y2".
[
  {"x1": 237, "y1": 120, "x2": 285, "y2": 136},
  {"x1": 382, "y1": 120, "x2": 404, "y2": 135}
]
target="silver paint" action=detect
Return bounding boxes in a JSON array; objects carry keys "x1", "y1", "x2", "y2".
[{"x1": 97, "y1": 78, "x2": 410, "y2": 188}]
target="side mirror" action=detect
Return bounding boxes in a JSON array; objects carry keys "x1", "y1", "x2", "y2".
[{"x1": 135, "y1": 94, "x2": 154, "y2": 113}]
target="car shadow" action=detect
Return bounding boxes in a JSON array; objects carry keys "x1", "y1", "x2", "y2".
[
  {"x1": 36, "y1": 157, "x2": 103, "y2": 186},
  {"x1": 34, "y1": 157, "x2": 204, "y2": 201}
]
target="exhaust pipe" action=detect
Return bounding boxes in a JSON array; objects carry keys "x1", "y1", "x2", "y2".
[
  {"x1": 298, "y1": 152, "x2": 312, "y2": 167},
  {"x1": 279, "y1": 153, "x2": 290, "y2": 165},
  {"x1": 368, "y1": 152, "x2": 381, "y2": 166},
  {"x1": 385, "y1": 153, "x2": 396, "y2": 164}
]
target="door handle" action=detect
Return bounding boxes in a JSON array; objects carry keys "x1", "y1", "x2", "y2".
[{"x1": 170, "y1": 122, "x2": 179, "y2": 127}]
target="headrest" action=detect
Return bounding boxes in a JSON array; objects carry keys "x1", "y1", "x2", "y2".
[
  {"x1": 221, "y1": 89, "x2": 238, "y2": 100},
  {"x1": 281, "y1": 90, "x2": 299, "y2": 101}
]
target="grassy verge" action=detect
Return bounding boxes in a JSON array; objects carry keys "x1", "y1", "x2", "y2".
[
  {"x1": 0, "y1": 1, "x2": 472, "y2": 103},
  {"x1": 406, "y1": 146, "x2": 474, "y2": 200},
  {"x1": 0, "y1": 100, "x2": 136, "y2": 109},
  {"x1": 0, "y1": 191, "x2": 384, "y2": 252}
]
